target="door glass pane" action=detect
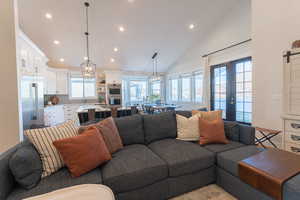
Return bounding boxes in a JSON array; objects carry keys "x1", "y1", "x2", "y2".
[
  {"x1": 235, "y1": 59, "x2": 252, "y2": 123},
  {"x1": 214, "y1": 66, "x2": 226, "y2": 119}
]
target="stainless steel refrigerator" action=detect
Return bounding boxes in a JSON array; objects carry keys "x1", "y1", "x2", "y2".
[{"x1": 21, "y1": 75, "x2": 44, "y2": 130}]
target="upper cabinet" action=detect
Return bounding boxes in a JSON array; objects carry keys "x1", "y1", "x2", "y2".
[
  {"x1": 17, "y1": 32, "x2": 48, "y2": 77},
  {"x1": 56, "y1": 70, "x2": 69, "y2": 95},
  {"x1": 45, "y1": 69, "x2": 69, "y2": 95}
]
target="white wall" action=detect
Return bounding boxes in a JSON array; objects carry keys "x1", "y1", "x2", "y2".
[
  {"x1": 252, "y1": 0, "x2": 300, "y2": 147},
  {"x1": 166, "y1": 0, "x2": 251, "y2": 110},
  {"x1": 0, "y1": 0, "x2": 21, "y2": 153}
]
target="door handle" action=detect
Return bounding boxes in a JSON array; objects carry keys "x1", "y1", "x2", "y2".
[
  {"x1": 291, "y1": 123, "x2": 300, "y2": 129},
  {"x1": 291, "y1": 147, "x2": 300, "y2": 153},
  {"x1": 291, "y1": 135, "x2": 300, "y2": 141},
  {"x1": 230, "y1": 97, "x2": 234, "y2": 105}
]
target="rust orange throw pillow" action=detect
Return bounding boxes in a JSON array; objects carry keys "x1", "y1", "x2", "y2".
[
  {"x1": 78, "y1": 117, "x2": 123, "y2": 154},
  {"x1": 199, "y1": 118, "x2": 229, "y2": 145},
  {"x1": 53, "y1": 127, "x2": 112, "y2": 177}
]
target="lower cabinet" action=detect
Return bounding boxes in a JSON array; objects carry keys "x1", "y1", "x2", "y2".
[
  {"x1": 44, "y1": 105, "x2": 65, "y2": 126},
  {"x1": 283, "y1": 116, "x2": 300, "y2": 155}
]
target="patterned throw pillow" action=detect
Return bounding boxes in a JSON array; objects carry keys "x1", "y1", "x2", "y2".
[
  {"x1": 24, "y1": 120, "x2": 79, "y2": 178},
  {"x1": 176, "y1": 114, "x2": 200, "y2": 141},
  {"x1": 192, "y1": 110, "x2": 223, "y2": 121}
]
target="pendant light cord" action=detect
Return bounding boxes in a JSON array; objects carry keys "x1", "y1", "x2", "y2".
[{"x1": 85, "y1": 2, "x2": 90, "y2": 62}]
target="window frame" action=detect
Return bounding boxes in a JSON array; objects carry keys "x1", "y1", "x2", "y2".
[
  {"x1": 69, "y1": 74, "x2": 97, "y2": 100},
  {"x1": 193, "y1": 71, "x2": 204, "y2": 103},
  {"x1": 167, "y1": 70, "x2": 204, "y2": 104},
  {"x1": 150, "y1": 80, "x2": 161, "y2": 96},
  {"x1": 181, "y1": 75, "x2": 192, "y2": 102}
]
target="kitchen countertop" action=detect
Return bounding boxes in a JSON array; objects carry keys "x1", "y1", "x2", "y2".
[{"x1": 44, "y1": 103, "x2": 131, "y2": 113}]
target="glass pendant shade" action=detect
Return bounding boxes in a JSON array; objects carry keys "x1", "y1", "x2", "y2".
[{"x1": 80, "y1": 60, "x2": 96, "y2": 78}]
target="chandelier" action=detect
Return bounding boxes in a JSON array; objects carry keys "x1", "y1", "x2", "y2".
[
  {"x1": 80, "y1": 2, "x2": 96, "y2": 78},
  {"x1": 150, "y1": 52, "x2": 161, "y2": 82}
]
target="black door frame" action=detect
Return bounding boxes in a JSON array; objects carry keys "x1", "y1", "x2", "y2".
[{"x1": 210, "y1": 57, "x2": 252, "y2": 123}]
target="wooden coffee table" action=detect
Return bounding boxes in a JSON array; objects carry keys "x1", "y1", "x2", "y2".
[{"x1": 238, "y1": 149, "x2": 300, "y2": 200}]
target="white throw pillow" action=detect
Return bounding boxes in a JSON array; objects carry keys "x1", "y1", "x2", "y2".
[
  {"x1": 24, "y1": 120, "x2": 79, "y2": 178},
  {"x1": 176, "y1": 114, "x2": 200, "y2": 141}
]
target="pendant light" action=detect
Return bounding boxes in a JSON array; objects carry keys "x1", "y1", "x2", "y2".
[
  {"x1": 80, "y1": 1, "x2": 96, "y2": 78},
  {"x1": 150, "y1": 52, "x2": 160, "y2": 82}
]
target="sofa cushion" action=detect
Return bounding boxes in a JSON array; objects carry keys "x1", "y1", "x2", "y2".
[
  {"x1": 204, "y1": 140, "x2": 245, "y2": 154},
  {"x1": 114, "y1": 115, "x2": 144, "y2": 145},
  {"x1": 101, "y1": 144, "x2": 168, "y2": 193},
  {"x1": 217, "y1": 145, "x2": 264, "y2": 177},
  {"x1": 9, "y1": 139, "x2": 42, "y2": 189},
  {"x1": 224, "y1": 121, "x2": 240, "y2": 142},
  {"x1": 143, "y1": 112, "x2": 177, "y2": 144},
  {"x1": 148, "y1": 139, "x2": 215, "y2": 177},
  {"x1": 7, "y1": 168, "x2": 102, "y2": 200},
  {"x1": 284, "y1": 174, "x2": 300, "y2": 200},
  {"x1": 175, "y1": 111, "x2": 192, "y2": 118}
]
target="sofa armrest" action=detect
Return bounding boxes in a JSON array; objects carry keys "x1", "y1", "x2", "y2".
[
  {"x1": 0, "y1": 146, "x2": 18, "y2": 200},
  {"x1": 239, "y1": 124, "x2": 256, "y2": 145}
]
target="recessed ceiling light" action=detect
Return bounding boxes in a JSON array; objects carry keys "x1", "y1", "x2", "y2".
[
  {"x1": 53, "y1": 40, "x2": 60, "y2": 45},
  {"x1": 189, "y1": 24, "x2": 195, "y2": 30},
  {"x1": 59, "y1": 58, "x2": 65, "y2": 62},
  {"x1": 45, "y1": 13, "x2": 53, "y2": 19},
  {"x1": 119, "y1": 26, "x2": 125, "y2": 32},
  {"x1": 114, "y1": 47, "x2": 119, "y2": 52},
  {"x1": 128, "y1": 0, "x2": 135, "y2": 3},
  {"x1": 110, "y1": 58, "x2": 115, "y2": 63},
  {"x1": 84, "y1": 56, "x2": 88, "y2": 60}
]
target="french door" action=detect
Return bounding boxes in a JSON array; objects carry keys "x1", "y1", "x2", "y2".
[{"x1": 210, "y1": 57, "x2": 252, "y2": 124}]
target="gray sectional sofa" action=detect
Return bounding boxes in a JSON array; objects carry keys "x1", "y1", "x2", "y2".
[{"x1": 1, "y1": 111, "x2": 300, "y2": 200}]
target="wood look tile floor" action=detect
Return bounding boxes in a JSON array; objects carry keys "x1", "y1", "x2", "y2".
[{"x1": 170, "y1": 185, "x2": 237, "y2": 200}]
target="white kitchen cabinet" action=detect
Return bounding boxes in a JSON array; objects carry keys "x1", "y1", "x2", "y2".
[
  {"x1": 44, "y1": 105, "x2": 65, "y2": 126},
  {"x1": 45, "y1": 69, "x2": 57, "y2": 95},
  {"x1": 45, "y1": 69, "x2": 69, "y2": 95},
  {"x1": 56, "y1": 71, "x2": 69, "y2": 95}
]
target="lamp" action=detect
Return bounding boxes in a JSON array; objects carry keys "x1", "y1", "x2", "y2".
[
  {"x1": 150, "y1": 52, "x2": 161, "y2": 82},
  {"x1": 80, "y1": 2, "x2": 96, "y2": 78}
]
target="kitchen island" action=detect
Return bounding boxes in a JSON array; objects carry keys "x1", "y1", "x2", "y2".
[{"x1": 44, "y1": 104, "x2": 133, "y2": 126}]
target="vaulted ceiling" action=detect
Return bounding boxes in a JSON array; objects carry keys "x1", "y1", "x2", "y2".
[{"x1": 18, "y1": 0, "x2": 242, "y2": 72}]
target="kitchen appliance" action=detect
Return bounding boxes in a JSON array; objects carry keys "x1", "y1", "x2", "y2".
[
  {"x1": 109, "y1": 96, "x2": 121, "y2": 105},
  {"x1": 21, "y1": 75, "x2": 44, "y2": 130},
  {"x1": 107, "y1": 84, "x2": 122, "y2": 106}
]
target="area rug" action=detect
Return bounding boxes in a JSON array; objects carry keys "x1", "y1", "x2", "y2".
[{"x1": 170, "y1": 184, "x2": 237, "y2": 200}]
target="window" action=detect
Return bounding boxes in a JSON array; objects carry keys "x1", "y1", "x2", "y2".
[
  {"x1": 170, "y1": 79, "x2": 179, "y2": 101},
  {"x1": 194, "y1": 73, "x2": 204, "y2": 103},
  {"x1": 235, "y1": 60, "x2": 252, "y2": 123},
  {"x1": 70, "y1": 77, "x2": 96, "y2": 99},
  {"x1": 151, "y1": 80, "x2": 161, "y2": 96},
  {"x1": 168, "y1": 71, "x2": 204, "y2": 103},
  {"x1": 129, "y1": 80, "x2": 147, "y2": 103},
  {"x1": 181, "y1": 76, "x2": 191, "y2": 101}
]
